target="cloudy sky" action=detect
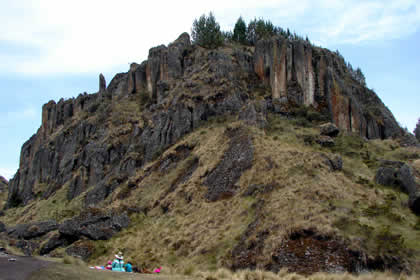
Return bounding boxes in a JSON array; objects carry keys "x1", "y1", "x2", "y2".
[{"x1": 1, "y1": 0, "x2": 419, "y2": 179}]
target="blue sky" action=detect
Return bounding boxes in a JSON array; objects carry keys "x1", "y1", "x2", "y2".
[{"x1": 0, "y1": 0, "x2": 419, "y2": 179}]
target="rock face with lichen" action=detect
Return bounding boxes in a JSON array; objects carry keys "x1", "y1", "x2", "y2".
[
  {"x1": 254, "y1": 37, "x2": 401, "y2": 139},
  {"x1": 3, "y1": 31, "x2": 416, "y2": 274},
  {"x1": 4, "y1": 32, "x2": 404, "y2": 210}
]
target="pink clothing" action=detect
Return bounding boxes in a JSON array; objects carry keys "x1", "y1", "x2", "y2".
[{"x1": 154, "y1": 267, "x2": 162, "y2": 273}]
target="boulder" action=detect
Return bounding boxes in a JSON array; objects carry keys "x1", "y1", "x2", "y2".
[
  {"x1": 409, "y1": 191, "x2": 420, "y2": 215},
  {"x1": 316, "y1": 135, "x2": 335, "y2": 147},
  {"x1": 323, "y1": 154, "x2": 343, "y2": 171},
  {"x1": 320, "y1": 123, "x2": 340, "y2": 137},
  {"x1": 0, "y1": 221, "x2": 6, "y2": 233},
  {"x1": 40, "y1": 233, "x2": 72, "y2": 255},
  {"x1": 375, "y1": 160, "x2": 420, "y2": 215},
  {"x1": 59, "y1": 209, "x2": 130, "y2": 241},
  {"x1": 7, "y1": 220, "x2": 58, "y2": 240}
]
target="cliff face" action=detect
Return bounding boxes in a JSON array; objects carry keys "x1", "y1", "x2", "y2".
[
  {"x1": 254, "y1": 38, "x2": 401, "y2": 139},
  {"x1": 6, "y1": 33, "x2": 402, "y2": 210},
  {"x1": 0, "y1": 176, "x2": 7, "y2": 192}
]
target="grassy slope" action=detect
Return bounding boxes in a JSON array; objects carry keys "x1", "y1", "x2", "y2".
[
  {"x1": 2, "y1": 108, "x2": 420, "y2": 275},
  {"x1": 86, "y1": 116, "x2": 420, "y2": 273}
]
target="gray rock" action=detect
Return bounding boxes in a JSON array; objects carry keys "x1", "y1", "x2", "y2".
[
  {"x1": 324, "y1": 154, "x2": 343, "y2": 171},
  {"x1": 0, "y1": 221, "x2": 6, "y2": 233},
  {"x1": 375, "y1": 161, "x2": 420, "y2": 215},
  {"x1": 99, "y1": 73, "x2": 106, "y2": 92},
  {"x1": 320, "y1": 123, "x2": 340, "y2": 137},
  {"x1": 204, "y1": 127, "x2": 254, "y2": 201},
  {"x1": 59, "y1": 210, "x2": 130, "y2": 241},
  {"x1": 316, "y1": 135, "x2": 335, "y2": 147},
  {"x1": 0, "y1": 176, "x2": 8, "y2": 192},
  {"x1": 7, "y1": 220, "x2": 58, "y2": 240},
  {"x1": 40, "y1": 233, "x2": 71, "y2": 255},
  {"x1": 409, "y1": 191, "x2": 420, "y2": 215}
]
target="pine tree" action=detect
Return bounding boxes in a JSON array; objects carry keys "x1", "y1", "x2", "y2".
[
  {"x1": 191, "y1": 12, "x2": 223, "y2": 49},
  {"x1": 233, "y1": 16, "x2": 247, "y2": 44},
  {"x1": 414, "y1": 118, "x2": 420, "y2": 141},
  {"x1": 246, "y1": 18, "x2": 276, "y2": 45}
]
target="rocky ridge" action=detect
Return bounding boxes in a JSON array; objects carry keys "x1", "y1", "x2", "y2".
[
  {"x1": 2, "y1": 32, "x2": 419, "y2": 274},
  {"x1": 5, "y1": 33, "x2": 405, "y2": 210}
]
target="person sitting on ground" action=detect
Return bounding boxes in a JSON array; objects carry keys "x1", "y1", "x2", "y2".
[
  {"x1": 112, "y1": 252, "x2": 125, "y2": 272},
  {"x1": 125, "y1": 261, "x2": 133, "y2": 273},
  {"x1": 105, "y1": 261, "x2": 112, "y2": 270}
]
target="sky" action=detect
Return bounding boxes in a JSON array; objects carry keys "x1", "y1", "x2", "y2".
[{"x1": 0, "y1": 0, "x2": 419, "y2": 180}]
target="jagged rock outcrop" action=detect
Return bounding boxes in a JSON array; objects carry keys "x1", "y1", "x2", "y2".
[
  {"x1": 5, "y1": 32, "x2": 405, "y2": 211},
  {"x1": 375, "y1": 160, "x2": 420, "y2": 215},
  {"x1": 254, "y1": 37, "x2": 402, "y2": 139},
  {"x1": 7, "y1": 220, "x2": 58, "y2": 240},
  {"x1": 59, "y1": 210, "x2": 130, "y2": 241},
  {"x1": 0, "y1": 176, "x2": 7, "y2": 193},
  {"x1": 320, "y1": 123, "x2": 340, "y2": 137}
]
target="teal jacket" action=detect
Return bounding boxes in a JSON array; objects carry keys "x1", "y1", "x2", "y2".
[
  {"x1": 112, "y1": 259, "x2": 125, "y2": 272},
  {"x1": 125, "y1": 263, "x2": 132, "y2": 272}
]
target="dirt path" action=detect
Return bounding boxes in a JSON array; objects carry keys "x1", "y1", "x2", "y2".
[{"x1": 0, "y1": 254, "x2": 52, "y2": 280}]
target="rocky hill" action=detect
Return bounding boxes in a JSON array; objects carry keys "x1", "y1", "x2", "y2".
[
  {"x1": 1, "y1": 32, "x2": 420, "y2": 275},
  {"x1": 0, "y1": 176, "x2": 8, "y2": 210}
]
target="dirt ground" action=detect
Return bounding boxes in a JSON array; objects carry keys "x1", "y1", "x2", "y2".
[{"x1": 0, "y1": 254, "x2": 52, "y2": 280}]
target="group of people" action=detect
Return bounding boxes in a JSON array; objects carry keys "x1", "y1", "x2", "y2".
[{"x1": 102, "y1": 252, "x2": 162, "y2": 273}]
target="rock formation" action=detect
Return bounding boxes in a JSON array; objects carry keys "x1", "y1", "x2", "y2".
[
  {"x1": 5, "y1": 33, "x2": 404, "y2": 210},
  {"x1": 0, "y1": 176, "x2": 7, "y2": 193}
]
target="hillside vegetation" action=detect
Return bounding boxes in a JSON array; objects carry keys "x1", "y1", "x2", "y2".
[{"x1": 1, "y1": 15, "x2": 419, "y2": 278}]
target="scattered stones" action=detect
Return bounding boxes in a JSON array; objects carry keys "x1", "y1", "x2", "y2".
[{"x1": 320, "y1": 123, "x2": 340, "y2": 137}]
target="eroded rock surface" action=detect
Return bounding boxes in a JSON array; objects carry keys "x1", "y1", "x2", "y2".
[
  {"x1": 204, "y1": 127, "x2": 254, "y2": 201},
  {"x1": 59, "y1": 210, "x2": 130, "y2": 241}
]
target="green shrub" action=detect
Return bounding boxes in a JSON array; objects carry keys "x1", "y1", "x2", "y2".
[{"x1": 191, "y1": 12, "x2": 224, "y2": 49}]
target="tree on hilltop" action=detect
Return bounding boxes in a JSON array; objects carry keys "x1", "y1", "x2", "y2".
[
  {"x1": 246, "y1": 18, "x2": 276, "y2": 45},
  {"x1": 191, "y1": 12, "x2": 224, "y2": 49},
  {"x1": 233, "y1": 16, "x2": 247, "y2": 44}
]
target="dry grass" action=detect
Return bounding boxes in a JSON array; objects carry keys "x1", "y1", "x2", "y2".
[{"x1": 2, "y1": 112, "x2": 420, "y2": 276}]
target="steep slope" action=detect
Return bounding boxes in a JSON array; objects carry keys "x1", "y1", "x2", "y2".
[{"x1": 2, "y1": 32, "x2": 419, "y2": 275}]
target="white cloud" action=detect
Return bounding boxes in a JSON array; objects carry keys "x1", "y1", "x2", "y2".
[
  {"x1": 0, "y1": 167, "x2": 16, "y2": 180},
  {"x1": 0, "y1": 0, "x2": 419, "y2": 75}
]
